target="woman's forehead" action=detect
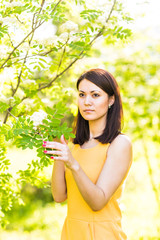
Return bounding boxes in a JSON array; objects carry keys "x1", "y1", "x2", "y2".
[{"x1": 78, "y1": 79, "x2": 102, "y2": 91}]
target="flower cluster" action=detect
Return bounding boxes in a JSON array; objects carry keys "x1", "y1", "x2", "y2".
[
  {"x1": 60, "y1": 21, "x2": 78, "y2": 32},
  {"x1": 30, "y1": 110, "x2": 48, "y2": 127}
]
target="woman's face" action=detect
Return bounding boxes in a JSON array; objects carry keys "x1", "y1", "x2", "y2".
[{"x1": 78, "y1": 79, "x2": 114, "y2": 123}]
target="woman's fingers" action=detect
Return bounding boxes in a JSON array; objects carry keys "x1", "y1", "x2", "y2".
[
  {"x1": 43, "y1": 141, "x2": 68, "y2": 161},
  {"x1": 60, "y1": 135, "x2": 68, "y2": 145},
  {"x1": 43, "y1": 141, "x2": 67, "y2": 151},
  {"x1": 53, "y1": 156, "x2": 68, "y2": 161},
  {"x1": 43, "y1": 140, "x2": 72, "y2": 165},
  {"x1": 44, "y1": 150, "x2": 63, "y2": 155}
]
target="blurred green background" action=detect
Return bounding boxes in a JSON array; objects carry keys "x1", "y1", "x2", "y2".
[{"x1": 0, "y1": 0, "x2": 160, "y2": 239}]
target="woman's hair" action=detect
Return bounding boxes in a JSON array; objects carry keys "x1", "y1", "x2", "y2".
[{"x1": 73, "y1": 68, "x2": 123, "y2": 145}]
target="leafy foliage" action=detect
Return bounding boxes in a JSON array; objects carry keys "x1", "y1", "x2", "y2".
[
  {"x1": 0, "y1": 103, "x2": 74, "y2": 226},
  {"x1": 0, "y1": 1, "x2": 159, "y2": 238},
  {"x1": 0, "y1": 0, "x2": 133, "y2": 227}
]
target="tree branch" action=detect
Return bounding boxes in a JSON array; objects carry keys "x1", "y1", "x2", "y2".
[
  {"x1": 0, "y1": 25, "x2": 40, "y2": 70},
  {"x1": 37, "y1": 0, "x2": 117, "y2": 91},
  {"x1": 39, "y1": 0, "x2": 46, "y2": 13},
  {"x1": 38, "y1": 50, "x2": 85, "y2": 91},
  {"x1": 12, "y1": 55, "x2": 26, "y2": 96},
  {"x1": 3, "y1": 0, "x2": 117, "y2": 123},
  {"x1": 7, "y1": 33, "x2": 15, "y2": 48},
  {"x1": 3, "y1": 43, "x2": 66, "y2": 69},
  {"x1": 0, "y1": 0, "x2": 63, "y2": 70},
  {"x1": 3, "y1": 11, "x2": 40, "y2": 123},
  {"x1": 57, "y1": 37, "x2": 69, "y2": 74},
  {"x1": 12, "y1": 15, "x2": 36, "y2": 97},
  {"x1": 3, "y1": 50, "x2": 29, "y2": 124},
  {"x1": 89, "y1": 0, "x2": 117, "y2": 46},
  {"x1": 3, "y1": 96, "x2": 28, "y2": 124},
  {"x1": 50, "y1": 0, "x2": 62, "y2": 15},
  {"x1": 106, "y1": 0, "x2": 117, "y2": 23},
  {"x1": 2, "y1": 51, "x2": 53, "y2": 68},
  {"x1": 6, "y1": 109, "x2": 18, "y2": 120},
  {"x1": 32, "y1": 0, "x2": 46, "y2": 30},
  {"x1": 15, "y1": 14, "x2": 24, "y2": 24},
  {"x1": 3, "y1": 107, "x2": 13, "y2": 124}
]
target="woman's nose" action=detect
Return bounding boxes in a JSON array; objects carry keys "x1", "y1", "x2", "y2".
[{"x1": 84, "y1": 95, "x2": 92, "y2": 105}]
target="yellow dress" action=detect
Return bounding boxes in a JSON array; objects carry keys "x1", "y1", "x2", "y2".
[{"x1": 61, "y1": 142, "x2": 129, "y2": 240}]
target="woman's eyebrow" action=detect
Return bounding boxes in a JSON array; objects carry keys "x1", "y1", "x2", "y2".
[{"x1": 79, "y1": 90, "x2": 101, "y2": 93}]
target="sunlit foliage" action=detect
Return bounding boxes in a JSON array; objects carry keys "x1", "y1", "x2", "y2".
[{"x1": 0, "y1": 0, "x2": 133, "y2": 227}]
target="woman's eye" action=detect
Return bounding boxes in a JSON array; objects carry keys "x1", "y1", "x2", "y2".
[
  {"x1": 79, "y1": 93, "x2": 85, "y2": 97},
  {"x1": 93, "y1": 93, "x2": 100, "y2": 97}
]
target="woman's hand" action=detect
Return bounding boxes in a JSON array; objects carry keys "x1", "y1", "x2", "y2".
[{"x1": 43, "y1": 135, "x2": 79, "y2": 171}]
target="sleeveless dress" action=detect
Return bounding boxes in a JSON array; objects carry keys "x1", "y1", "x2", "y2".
[{"x1": 61, "y1": 142, "x2": 129, "y2": 240}]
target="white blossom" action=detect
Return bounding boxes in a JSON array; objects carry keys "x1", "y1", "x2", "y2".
[
  {"x1": 68, "y1": 31, "x2": 79, "y2": 43},
  {"x1": 3, "y1": 16, "x2": 17, "y2": 25},
  {"x1": 16, "y1": 88, "x2": 25, "y2": 99},
  {"x1": 4, "y1": 85, "x2": 12, "y2": 89},
  {"x1": 8, "y1": 97, "x2": 14, "y2": 101},
  {"x1": 21, "y1": 42, "x2": 30, "y2": 52},
  {"x1": 5, "y1": 1, "x2": 27, "y2": 8},
  {"x1": 80, "y1": 19, "x2": 88, "y2": 26},
  {"x1": 0, "y1": 94, "x2": 8, "y2": 103},
  {"x1": 59, "y1": 32, "x2": 69, "y2": 42},
  {"x1": 98, "y1": 15, "x2": 106, "y2": 25},
  {"x1": 41, "y1": 35, "x2": 59, "y2": 46},
  {"x1": 23, "y1": 80, "x2": 36, "y2": 85},
  {"x1": 0, "y1": 45, "x2": 11, "y2": 58},
  {"x1": 0, "y1": 96, "x2": 16, "y2": 106},
  {"x1": 41, "y1": 98, "x2": 50, "y2": 104},
  {"x1": 30, "y1": 110, "x2": 48, "y2": 127},
  {"x1": 34, "y1": 20, "x2": 56, "y2": 43},
  {"x1": 60, "y1": 21, "x2": 78, "y2": 32},
  {"x1": 64, "y1": 87, "x2": 74, "y2": 96},
  {"x1": 50, "y1": 35, "x2": 59, "y2": 45}
]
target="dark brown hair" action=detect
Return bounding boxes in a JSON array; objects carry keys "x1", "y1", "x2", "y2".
[{"x1": 73, "y1": 68, "x2": 123, "y2": 145}]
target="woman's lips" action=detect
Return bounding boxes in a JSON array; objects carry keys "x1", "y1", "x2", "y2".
[{"x1": 83, "y1": 109, "x2": 94, "y2": 113}]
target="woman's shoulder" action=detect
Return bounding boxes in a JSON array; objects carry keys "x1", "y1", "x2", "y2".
[
  {"x1": 108, "y1": 134, "x2": 132, "y2": 154},
  {"x1": 106, "y1": 134, "x2": 132, "y2": 168},
  {"x1": 112, "y1": 133, "x2": 131, "y2": 145}
]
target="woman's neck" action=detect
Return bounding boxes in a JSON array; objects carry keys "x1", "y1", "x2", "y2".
[{"x1": 89, "y1": 119, "x2": 106, "y2": 140}]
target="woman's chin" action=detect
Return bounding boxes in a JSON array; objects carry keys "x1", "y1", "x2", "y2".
[{"x1": 82, "y1": 116, "x2": 96, "y2": 121}]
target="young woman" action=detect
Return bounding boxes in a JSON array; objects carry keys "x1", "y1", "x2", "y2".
[{"x1": 43, "y1": 69, "x2": 132, "y2": 240}]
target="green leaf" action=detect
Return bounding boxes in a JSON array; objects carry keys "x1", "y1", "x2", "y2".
[
  {"x1": 0, "y1": 102, "x2": 9, "y2": 113},
  {"x1": 38, "y1": 62, "x2": 45, "y2": 68}
]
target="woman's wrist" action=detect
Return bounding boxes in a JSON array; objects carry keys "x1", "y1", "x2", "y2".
[
  {"x1": 71, "y1": 162, "x2": 80, "y2": 172},
  {"x1": 66, "y1": 158, "x2": 80, "y2": 172}
]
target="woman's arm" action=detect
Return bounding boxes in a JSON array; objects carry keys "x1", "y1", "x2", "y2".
[
  {"x1": 72, "y1": 135, "x2": 132, "y2": 210},
  {"x1": 43, "y1": 134, "x2": 132, "y2": 210},
  {"x1": 51, "y1": 160, "x2": 67, "y2": 203}
]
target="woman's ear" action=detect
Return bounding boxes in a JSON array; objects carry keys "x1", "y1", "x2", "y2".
[{"x1": 109, "y1": 95, "x2": 115, "y2": 107}]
